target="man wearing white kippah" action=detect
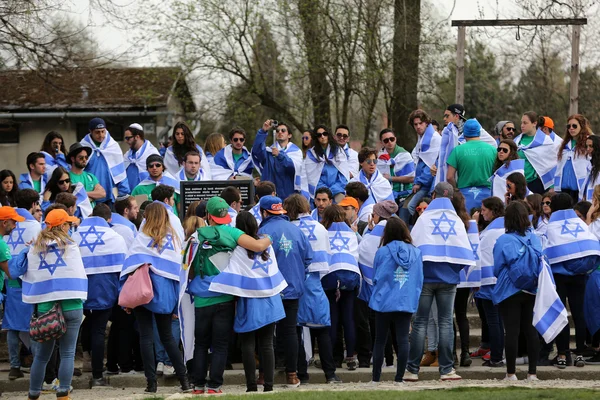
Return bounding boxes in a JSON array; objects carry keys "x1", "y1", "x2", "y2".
[{"x1": 123, "y1": 123, "x2": 160, "y2": 190}]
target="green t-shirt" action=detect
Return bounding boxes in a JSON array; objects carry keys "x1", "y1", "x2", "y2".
[
  {"x1": 232, "y1": 152, "x2": 243, "y2": 163},
  {"x1": 192, "y1": 224, "x2": 244, "y2": 308},
  {"x1": 38, "y1": 299, "x2": 83, "y2": 314},
  {"x1": 131, "y1": 183, "x2": 180, "y2": 217},
  {"x1": 0, "y1": 237, "x2": 10, "y2": 292},
  {"x1": 447, "y1": 140, "x2": 497, "y2": 189},
  {"x1": 32, "y1": 179, "x2": 42, "y2": 193},
  {"x1": 70, "y1": 171, "x2": 99, "y2": 192},
  {"x1": 516, "y1": 135, "x2": 537, "y2": 183},
  {"x1": 388, "y1": 145, "x2": 413, "y2": 193}
]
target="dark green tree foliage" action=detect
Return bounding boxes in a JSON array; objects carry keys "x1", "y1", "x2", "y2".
[{"x1": 576, "y1": 66, "x2": 600, "y2": 133}]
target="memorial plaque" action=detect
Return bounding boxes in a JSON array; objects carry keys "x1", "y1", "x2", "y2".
[{"x1": 180, "y1": 179, "x2": 255, "y2": 219}]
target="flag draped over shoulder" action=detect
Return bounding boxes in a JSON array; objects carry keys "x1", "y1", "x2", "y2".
[
  {"x1": 72, "y1": 217, "x2": 127, "y2": 275},
  {"x1": 411, "y1": 197, "x2": 475, "y2": 266},
  {"x1": 357, "y1": 221, "x2": 386, "y2": 302},
  {"x1": 459, "y1": 220, "x2": 482, "y2": 288},
  {"x1": 479, "y1": 217, "x2": 504, "y2": 286},
  {"x1": 120, "y1": 231, "x2": 182, "y2": 281},
  {"x1": 555, "y1": 139, "x2": 589, "y2": 193},
  {"x1": 5, "y1": 209, "x2": 41, "y2": 256},
  {"x1": 292, "y1": 214, "x2": 331, "y2": 275},
  {"x1": 176, "y1": 166, "x2": 209, "y2": 182},
  {"x1": 137, "y1": 171, "x2": 181, "y2": 194},
  {"x1": 533, "y1": 258, "x2": 568, "y2": 343},
  {"x1": 123, "y1": 140, "x2": 160, "y2": 176},
  {"x1": 436, "y1": 123, "x2": 459, "y2": 186},
  {"x1": 211, "y1": 145, "x2": 253, "y2": 180},
  {"x1": 254, "y1": 141, "x2": 309, "y2": 196},
  {"x1": 164, "y1": 144, "x2": 212, "y2": 180},
  {"x1": 376, "y1": 149, "x2": 415, "y2": 180},
  {"x1": 544, "y1": 209, "x2": 600, "y2": 267},
  {"x1": 581, "y1": 165, "x2": 600, "y2": 202},
  {"x1": 490, "y1": 159, "x2": 525, "y2": 203},
  {"x1": 81, "y1": 132, "x2": 127, "y2": 184},
  {"x1": 353, "y1": 169, "x2": 394, "y2": 203},
  {"x1": 514, "y1": 129, "x2": 558, "y2": 189},
  {"x1": 179, "y1": 233, "x2": 199, "y2": 362},
  {"x1": 326, "y1": 222, "x2": 360, "y2": 275},
  {"x1": 304, "y1": 145, "x2": 349, "y2": 198},
  {"x1": 72, "y1": 182, "x2": 92, "y2": 219},
  {"x1": 411, "y1": 123, "x2": 441, "y2": 170}
]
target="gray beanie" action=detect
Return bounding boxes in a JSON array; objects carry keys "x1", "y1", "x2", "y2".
[{"x1": 494, "y1": 121, "x2": 511, "y2": 137}]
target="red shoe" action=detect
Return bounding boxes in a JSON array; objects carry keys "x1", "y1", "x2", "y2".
[
  {"x1": 207, "y1": 388, "x2": 223, "y2": 395},
  {"x1": 192, "y1": 388, "x2": 205, "y2": 395},
  {"x1": 482, "y1": 351, "x2": 491, "y2": 361},
  {"x1": 470, "y1": 347, "x2": 490, "y2": 358}
]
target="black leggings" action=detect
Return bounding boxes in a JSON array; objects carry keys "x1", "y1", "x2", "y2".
[
  {"x1": 527, "y1": 177, "x2": 545, "y2": 195},
  {"x1": 499, "y1": 292, "x2": 539, "y2": 375},
  {"x1": 555, "y1": 274, "x2": 587, "y2": 354},
  {"x1": 372, "y1": 312, "x2": 412, "y2": 382},
  {"x1": 81, "y1": 308, "x2": 113, "y2": 379},
  {"x1": 240, "y1": 324, "x2": 275, "y2": 390},
  {"x1": 453, "y1": 288, "x2": 470, "y2": 354}
]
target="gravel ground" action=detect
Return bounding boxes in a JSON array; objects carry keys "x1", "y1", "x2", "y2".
[{"x1": 3, "y1": 379, "x2": 600, "y2": 399}]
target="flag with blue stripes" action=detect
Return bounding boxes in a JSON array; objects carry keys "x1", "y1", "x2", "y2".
[
  {"x1": 555, "y1": 138, "x2": 589, "y2": 193},
  {"x1": 459, "y1": 220, "x2": 482, "y2": 288},
  {"x1": 435, "y1": 122, "x2": 459, "y2": 186},
  {"x1": 411, "y1": 197, "x2": 476, "y2": 266},
  {"x1": 353, "y1": 169, "x2": 394, "y2": 203},
  {"x1": 514, "y1": 129, "x2": 558, "y2": 190},
  {"x1": 544, "y1": 209, "x2": 600, "y2": 268},
  {"x1": 490, "y1": 159, "x2": 525, "y2": 203},
  {"x1": 479, "y1": 217, "x2": 505, "y2": 286},
  {"x1": 81, "y1": 132, "x2": 127, "y2": 184},
  {"x1": 250, "y1": 204, "x2": 262, "y2": 224},
  {"x1": 411, "y1": 123, "x2": 441, "y2": 170},
  {"x1": 326, "y1": 222, "x2": 360, "y2": 275},
  {"x1": 5, "y1": 209, "x2": 41, "y2": 256},
  {"x1": 72, "y1": 216, "x2": 127, "y2": 275},
  {"x1": 137, "y1": 171, "x2": 181, "y2": 194},
  {"x1": 292, "y1": 214, "x2": 331, "y2": 275},
  {"x1": 209, "y1": 245, "x2": 287, "y2": 298},
  {"x1": 179, "y1": 233, "x2": 199, "y2": 362},
  {"x1": 121, "y1": 231, "x2": 182, "y2": 281},
  {"x1": 533, "y1": 257, "x2": 568, "y2": 343},
  {"x1": 357, "y1": 220, "x2": 386, "y2": 301},
  {"x1": 304, "y1": 145, "x2": 349, "y2": 199},
  {"x1": 72, "y1": 182, "x2": 92, "y2": 219},
  {"x1": 211, "y1": 145, "x2": 254, "y2": 180}
]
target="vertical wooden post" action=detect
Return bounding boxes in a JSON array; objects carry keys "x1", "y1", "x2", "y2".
[
  {"x1": 570, "y1": 25, "x2": 581, "y2": 115},
  {"x1": 455, "y1": 26, "x2": 466, "y2": 104}
]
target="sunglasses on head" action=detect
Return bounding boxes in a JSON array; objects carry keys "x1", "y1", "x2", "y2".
[
  {"x1": 232, "y1": 137, "x2": 245, "y2": 143},
  {"x1": 148, "y1": 163, "x2": 162, "y2": 169},
  {"x1": 58, "y1": 179, "x2": 70, "y2": 185},
  {"x1": 276, "y1": 128, "x2": 287, "y2": 133},
  {"x1": 497, "y1": 147, "x2": 509, "y2": 154},
  {"x1": 567, "y1": 124, "x2": 579, "y2": 129},
  {"x1": 336, "y1": 133, "x2": 349, "y2": 140},
  {"x1": 505, "y1": 127, "x2": 515, "y2": 132},
  {"x1": 382, "y1": 137, "x2": 396, "y2": 144},
  {"x1": 316, "y1": 132, "x2": 328, "y2": 138},
  {"x1": 542, "y1": 201, "x2": 551, "y2": 206}
]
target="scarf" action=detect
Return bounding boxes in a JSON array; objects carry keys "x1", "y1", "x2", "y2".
[
  {"x1": 123, "y1": 140, "x2": 160, "y2": 175},
  {"x1": 211, "y1": 145, "x2": 253, "y2": 180},
  {"x1": 304, "y1": 145, "x2": 350, "y2": 198},
  {"x1": 81, "y1": 132, "x2": 127, "y2": 184}
]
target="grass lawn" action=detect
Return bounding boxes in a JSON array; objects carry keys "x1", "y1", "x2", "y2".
[{"x1": 173, "y1": 387, "x2": 600, "y2": 400}]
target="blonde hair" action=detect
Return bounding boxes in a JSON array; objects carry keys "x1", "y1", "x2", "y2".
[
  {"x1": 184, "y1": 216, "x2": 206, "y2": 240},
  {"x1": 142, "y1": 203, "x2": 175, "y2": 251},
  {"x1": 33, "y1": 225, "x2": 73, "y2": 253},
  {"x1": 592, "y1": 186, "x2": 600, "y2": 222},
  {"x1": 204, "y1": 133, "x2": 226, "y2": 156}
]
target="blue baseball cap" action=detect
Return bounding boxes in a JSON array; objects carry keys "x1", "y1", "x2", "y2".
[
  {"x1": 259, "y1": 195, "x2": 287, "y2": 215},
  {"x1": 89, "y1": 117, "x2": 106, "y2": 131}
]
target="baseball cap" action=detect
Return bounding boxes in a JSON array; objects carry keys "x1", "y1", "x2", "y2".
[
  {"x1": 89, "y1": 117, "x2": 106, "y2": 131},
  {"x1": 146, "y1": 154, "x2": 164, "y2": 168},
  {"x1": 206, "y1": 197, "x2": 232, "y2": 224},
  {"x1": 446, "y1": 104, "x2": 466, "y2": 120},
  {"x1": 541, "y1": 116, "x2": 554, "y2": 130},
  {"x1": 45, "y1": 209, "x2": 78, "y2": 228},
  {"x1": 338, "y1": 197, "x2": 359, "y2": 209},
  {"x1": 259, "y1": 195, "x2": 287, "y2": 215},
  {"x1": 433, "y1": 182, "x2": 454, "y2": 199},
  {"x1": 0, "y1": 206, "x2": 25, "y2": 222}
]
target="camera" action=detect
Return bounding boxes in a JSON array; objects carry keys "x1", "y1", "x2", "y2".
[{"x1": 271, "y1": 120, "x2": 278, "y2": 128}]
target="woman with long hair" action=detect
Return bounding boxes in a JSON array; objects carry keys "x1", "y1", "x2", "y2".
[
  {"x1": 0, "y1": 169, "x2": 18, "y2": 206},
  {"x1": 556, "y1": 114, "x2": 591, "y2": 203},
  {"x1": 369, "y1": 217, "x2": 423, "y2": 384},
  {"x1": 526, "y1": 193, "x2": 545, "y2": 232},
  {"x1": 164, "y1": 122, "x2": 211, "y2": 178},
  {"x1": 581, "y1": 135, "x2": 600, "y2": 201},
  {"x1": 541, "y1": 191, "x2": 554, "y2": 223},
  {"x1": 19, "y1": 209, "x2": 85, "y2": 400},
  {"x1": 321, "y1": 204, "x2": 360, "y2": 370},
  {"x1": 301, "y1": 130, "x2": 313, "y2": 156},
  {"x1": 490, "y1": 140, "x2": 523, "y2": 203},
  {"x1": 204, "y1": 133, "x2": 226, "y2": 164},
  {"x1": 183, "y1": 200, "x2": 207, "y2": 239},
  {"x1": 505, "y1": 172, "x2": 528, "y2": 204},
  {"x1": 120, "y1": 203, "x2": 191, "y2": 393},
  {"x1": 40, "y1": 131, "x2": 69, "y2": 177},
  {"x1": 43, "y1": 167, "x2": 72, "y2": 203},
  {"x1": 587, "y1": 185, "x2": 600, "y2": 240}
]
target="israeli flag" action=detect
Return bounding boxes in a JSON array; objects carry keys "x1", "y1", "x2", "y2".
[
  {"x1": 533, "y1": 257, "x2": 569, "y2": 343},
  {"x1": 411, "y1": 197, "x2": 475, "y2": 266},
  {"x1": 81, "y1": 132, "x2": 127, "y2": 185},
  {"x1": 411, "y1": 123, "x2": 441, "y2": 170},
  {"x1": 120, "y1": 231, "x2": 182, "y2": 282},
  {"x1": 555, "y1": 139, "x2": 589, "y2": 193},
  {"x1": 304, "y1": 145, "x2": 350, "y2": 198},
  {"x1": 72, "y1": 217, "x2": 127, "y2": 275},
  {"x1": 435, "y1": 122, "x2": 459, "y2": 186},
  {"x1": 211, "y1": 145, "x2": 254, "y2": 180},
  {"x1": 326, "y1": 222, "x2": 360, "y2": 276},
  {"x1": 584, "y1": 269, "x2": 600, "y2": 336},
  {"x1": 4, "y1": 209, "x2": 41, "y2": 256},
  {"x1": 357, "y1": 220, "x2": 385, "y2": 302},
  {"x1": 514, "y1": 129, "x2": 558, "y2": 190},
  {"x1": 175, "y1": 166, "x2": 209, "y2": 182},
  {"x1": 580, "y1": 165, "x2": 600, "y2": 202},
  {"x1": 164, "y1": 144, "x2": 212, "y2": 181},
  {"x1": 292, "y1": 214, "x2": 331, "y2": 275},
  {"x1": 123, "y1": 139, "x2": 160, "y2": 177},
  {"x1": 490, "y1": 159, "x2": 525, "y2": 203},
  {"x1": 228, "y1": 207, "x2": 238, "y2": 228},
  {"x1": 543, "y1": 209, "x2": 600, "y2": 267},
  {"x1": 22, "y1": 242, "x2": 88, "y2": 304},
  {"x1": 254, "y1": 141, "x2": 309, "y2": 196},
  {"x1": 376, "y1": 149, "x2": 415, "y2": 181},
  {"x1": 209, "y1": 246, "x2": 287, "y2": 298},
  {"x1": 179, "y1": 233, "x2": 199, "y2": 362},
  {"x1": 479, "y1": 217, "x2": 505, "y2": 286},
  {"x1": 72, "y1": 182, "x2": 92, "y2": 219},
  {"x1": 458, "y1": 220, "x2": 482, "y2": 288},
  {"x1": 250, "y1": 204, "x2": 262, "y2": 224},
  {"x1": 351, "y1": 169, "x2": 394, "y2": 203},
  {"x1": 137, "y1": 171, "x2": 181, "y2": 194}
]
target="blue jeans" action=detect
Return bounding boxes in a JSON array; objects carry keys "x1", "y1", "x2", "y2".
[
  {"x1": 153, "y1": 315, "x2": 181, "y2": 366},
  {"x1": 407, "y1": 283, "x2": 456, "y2": 375},
  {"x1": 481, "y1": 299, "x2": 504, "y2": 363},
  {"x1": 29, "y1": 308, "x2": 83, "y2": 396},
  {"x1": 426, "y1": 301, "x2": 438, "y2": 352},
  {"x1": 407, "y1": 187, "x2": 430, "y2": 217}
]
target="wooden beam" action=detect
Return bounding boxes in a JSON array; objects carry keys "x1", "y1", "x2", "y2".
[
  {"x1": 455, "y1": 26, "x2": 466, "y2": 105},
  {"x1": 570, "y1": 24, "x2": 581, "y2": 115},
  {"x1": 452, "y1": 18, "x2": 587, "y2": 27}
]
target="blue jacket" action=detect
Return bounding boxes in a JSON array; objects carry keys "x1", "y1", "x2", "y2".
[
  {"x1": 259, "y1": 215, "x2": 312, "y2": 299},
  {"x1": 423, "y1": 261, "x2": 464, "y2": 284},
  {"x1": 492, "y1": 231, "x2": 541, "y2": 305},
  {"x1": 252, "y1": 129, "x2": 297, "y2": 199},
  {"x1": 85, "y1": 273, "x2": 119, "y2": 310},
  {"x1": 369, "y1": 240, "x2": 423, "y2": 313},
  {"x1": 85, "y1": 152, "x2": 130, "y2": 202},
  {"x1": 414, "y1": 159, "x2": 434, "y2": 192},
  {"x1": 234, "y1": 295, "x2": 286, "y2": 333},
  {"x1": 298, "y1": 272, "x2": 331, "y2": 327},
  {"x1": 18, "y1": 173, "x2": 47, "y2": 192}
]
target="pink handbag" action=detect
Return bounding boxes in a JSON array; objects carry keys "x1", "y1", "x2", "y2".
[{"x1": 118, "y1": 263, "x2": 154, "y2": 309}]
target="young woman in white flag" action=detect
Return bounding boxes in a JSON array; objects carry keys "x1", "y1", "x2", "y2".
[
  {"x1": 555, "y1": 115, "x2": 591, "y2": 204},
  {"x1": 581, "y1": 135, "x2": 600, "y2": 202}
]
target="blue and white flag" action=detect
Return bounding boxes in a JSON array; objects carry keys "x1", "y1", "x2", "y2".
[
  {"x1": 304, "y1": 145, "x2": 350, "y2": 198},
  {"x1": 175, "y1": 166, "x2": 209, "y2": 182},
  {"x1": 377, "y1": 149, "x2": 416, "y2": 182},
  {"x1": 254, "y1": 141, "x2": 309, "y2": 196},
  {"x1": 310, "y1": 208, "x2": 321, "y2": 223},
  {"x1": 72, "y1": 182, "x2": 92, "y2": 219},
  {"x1": 4, "y1": 209, "x2": 41, "y2": 256},
  {"x1": 555, "y1": 139, "x2": 590, "y2": 193},
  {"x1": 179, "y1": 233, "x2": 199, "y2": 362},
  {"x1": 458, "y1": 126, "x2": 498, "y2": 148},
  {"x1": 358, "y1": 221, "x2": 385, "y2": 287},
  {"x1": 123, "y1": 140, "x2": 160, "y2": 177},
  {"x1": 209, "y1": 245, "x2": 287, "y2": 297},
  {"x1": 435, "y1": 122, "x2": 459, "y2": 186},
  {"x1": 351, "y1": 169, "x2": 394, "y2": 203},
  {"x1": 479, "y1": 217, "x2": 504, "y2": 286},
  {"x1": 533, "y1": 257, "x2": 568, "y2": 343},
  {"x1": 211, "y1": 145, "x2": 253, "y2": 180},
  {"x1": 326, "y1": 222, "x2": 360, "y2": 275},
  {"x1": 584, "y1": 269, "x2": 600, "y2": 336},
  {"x1": 81, "y1": 132, "x2": 127, "y2": 184},
  {"x1": 411, "y1": 123, "x2": 441, "y2": 170},
  {"x1": 72, "y1": 217, "x2": 127, "y2": 275},
  {"x1": 345, "y1": 144, "x2": 360, "y2": 179},
  {"x1": 411, "y1": 197, "x2": 475, "y2": 266},
  {"x1": 111, "y1": 212, "x2": 137, "y2": 243},
  {"x1": 22, "y1": 242, "x2": 88, "y2": 304},
  {"x1": 580, "y1": 165, "x2": 600, "y2": 202},
  {"x1": 458, "y1": 220, "x2": 482, "y2": 288},
  {"x1": 120, "y1": 231, "x2": 182, "y2": 282},
  {"x1": 41, "y1": 152, "x2": 68, "y2": 178},
  {"x1": 514, "y1": 129, "x2": 558, "y2": 190},
  {"x1": 250, "y1": 204, "x2": 262, "y2": 224},
  {"x1": 164, "y1": 144, "x2": 212, "y2": 181},
  {"x1": 543, "y1": 209, "x2": 600, "y2": 266},
  {"x1": 292, "y1": 214, "x2": 331, "y2": 275},
  {"x1": 357, "y1": 199, "x2": 374, "y2": 223},
  {"x1": 490, "y1": 159, "x2": 525, "y2": 203},
  {"x1": 137, "y1": 171, "x2": 181, "y2": 194},
  {"x1": 228, "y1": 207, "x2": 238, "y2": 228}
]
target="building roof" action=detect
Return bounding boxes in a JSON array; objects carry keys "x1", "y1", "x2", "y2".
[{"x1": 0, "y1": 67, "x2": 195, "y2": 112}]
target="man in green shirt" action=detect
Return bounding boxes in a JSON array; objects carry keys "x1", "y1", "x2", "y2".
[
  {"x1": 131, "y1": 154, "x2": 181, "y2": 215},
  {"x1": 18, "y1": 152, "x2": 47, "y2": 195},
  {"x1": 447, "y1": 119, "x2": 497, "y2": 211},
  {"x1": 67, "y1": 143, "x2": 106, "y2": 207}
]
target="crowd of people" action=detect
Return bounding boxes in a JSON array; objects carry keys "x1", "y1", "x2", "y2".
[{"x1": 1, "y1": 106, "x2": 600, "y2": 398}]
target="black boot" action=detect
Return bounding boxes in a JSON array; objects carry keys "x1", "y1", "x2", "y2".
[
  {"x1": 145, "y1": 379, "x2": 158, "y2": 393},
  {"x1": 180, "y1": 375, "x2": 192, "y2": 393}
]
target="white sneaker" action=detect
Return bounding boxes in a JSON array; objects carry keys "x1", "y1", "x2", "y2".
[
  {"x1": 393, "y1": 381, "x2": 406, "y2": 386},
  {"x1": 366, "y1": 381, "x2": 380, "y2": 386},
  {"x1": 503, "y1": 374, "x2": 518, "y2": 381},
  {"x1": 156, "y1": 362, "x2": 164, "y2": 376},
  {"x1": 440, "y1": 369, "x2": 462, "y2": 381},
  {"x1": 403, "y1": 370, "x2": 419, "y2": 382},
  {"x1": 527, "y1": 374, "x2": 539, "y2": 381},
  {"x1": 515, "y1": 356, "x2": 529, "y2": 365},
  {"x1": 163, "y1": 364, "x2": 175, "y2": 377}
]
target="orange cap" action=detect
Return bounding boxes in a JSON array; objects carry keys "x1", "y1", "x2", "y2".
[
  {"x1": 0, "y1": 206, "x2": 25, "y2": 222},
  {"x1": 45, "y1": 209, "x2": 78, "y2": 228},
  {"x1": 542, "y1": 116, "x2": 554, "y2": 130},
  {"x1": 338, "y1": 197, "x2": 359, "y2": 209}
]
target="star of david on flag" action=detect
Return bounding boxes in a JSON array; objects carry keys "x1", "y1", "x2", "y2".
[
  {"x1": 6, "y1": 226, "x2": 25, "y2": 250},
  {"x1": 298, "y1": 219, "x2": 317, "y2": 241},
  {"x1": 252, "y1": 255, "x2": 273, "y2": 274},
  {"x1": 78, "y1": 225, "x2": 106, "y2": 252},
  {"x1": 148, "y1": 234, "x2": 175, "y2": 255},
  {"x1": 471, "y1": 242, "x2": 480, "y2": 261},
  {"x1": 330, "y1": 231, "x2": 351, "y2": 251},
  {"x1": 38, "y1": 246, "x2": 67, "y2": 275},
  {"x1": 431, "y1": 212, "x2": 457, "y2": 241},
  {"x1": 561, "y1": 220, "x2": 584, "y2": 238}
]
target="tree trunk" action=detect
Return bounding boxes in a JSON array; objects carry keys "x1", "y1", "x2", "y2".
[
  {"x1": 391, "y1": 0, "x2": 420, "y2": 150},
  {"x1": 298, "y1": 0, "x2": 332, "y2": 127}
]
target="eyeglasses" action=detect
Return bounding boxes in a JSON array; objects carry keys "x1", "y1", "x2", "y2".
[
  {"x1": 76, "y1": 155, "x2": 88, "y2": 160},
  {"x1": 505, "y1": 127, "x2": 515, "y2": 132},
  {"x1": 336, "y1": 133, "x2": 349, "y2": 140},
  {"x1": 586, "y1": 144, "x2": 594, "y2": 149},
  {"x1": 382, "y1": 137, "x2": 396, "y2": 144},
  {"x1": 276, "y1": 128, "x2": 288, "y2": 133},
  {"x1": 58, "y1": 179, "x2": 70, "y2": 185},
  {"x1": 506, "y1": 183, "x2": 513, "y2": 189},
  {"x1": 363, "y1": 159, "x2": 376, "y2": 165},
  {"x1": 416, "y1": 205, "x2": 428, "y2": 212},
  {"x1": 316, "y1": 132, "x2": 328, "y2": 138},
  {"x1": 232, "y1": 137, "x2": 245, "y2": 143},
  {"x1": 567, "y1": 124, "x2": 579, "y2": 129},
  {"x1": 497, "y1": 147, "x2": 509, "y2": 154},
  {"x1": 124, "y1": 135, "x2": 135, "y2": 141},
  {"x1": 148, "y1": 163, "x2": 162, "y2": 169},
  {"x1": 542, "y1": 201, "x2": 552, "y2": 206}
]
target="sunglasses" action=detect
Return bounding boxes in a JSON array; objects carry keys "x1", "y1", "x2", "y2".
[
  {"x1": 77, "y1": 155, "x2": 88, "y2": 160},
  {"x1": 542, "y1": 201, "x2": 551, "y2": 206},
  {"x1": 148, "y1": 163, "x2": 163, "y2": 169},
  {"x1": 586, "y1": 144, "x2": 594, "y2": 149},
  {"x1": 124, "y1": 135, "x2": 135, "y2": 141},
  {"x1": 416, "y1": 205, "x2": 428, "y2": 212},
  {"x1": 302, "y1": 136, "x2": 310, "y2": 140},
  {"x1": 336, "y1": 133, "x2": 349, "y2": 140},
  {"x1": 363, "y1": 159, "x2": 376, "y2": 165},
  {"x1": 506, "y1": 183, "x2": 513, "y2": 189},
  {"x1": 382, "y1": 137, "x2": 396, "y2": 144},
  {"x1": 276, "y1": 128, "x2": 288, "y2": 133},
  {"x1": 505, "y1": 127, "x2": 515, "y2": 132},
  {"x1": 316, "y1": 132, "x2": 328, "y2": 138},
  {"x1": 232, "y1": 137, "x2": 245, "y2": 143},
  {"x1": 567, "y1": 124, "x2": 579, "y2": 129},
  {"x1": 497, "y1": 147, "x2": 509, "y2": 154},
  {"x1": 58, "y1": 179, "x2": 70, "y2": 185}
]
